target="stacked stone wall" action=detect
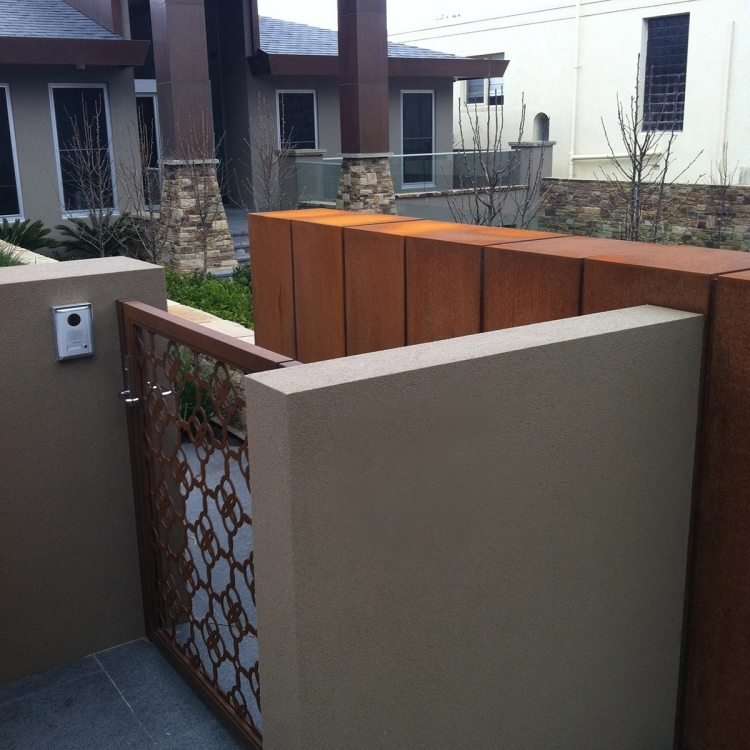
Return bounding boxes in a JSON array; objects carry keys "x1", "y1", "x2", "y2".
[
  {"x1": 539, "y1": 178, "x2": 750, "y2": 251},
  {"x1": 160, "y1": 160, "x2": 236, "y2": 272},
  {"x1": 336, "y1": 156, "x2": 396, "y2": 214}
]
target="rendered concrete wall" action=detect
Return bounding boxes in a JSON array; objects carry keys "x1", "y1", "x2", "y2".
[
  {"x1": 0, "y1": 258, "x2": 166, "y2": 684},
  {"x1": 246, "y1": 306, "x2": 703, "y2": 750},
  {"x1": 0, "y1": 65, "x2": 139, "y2": 230}
]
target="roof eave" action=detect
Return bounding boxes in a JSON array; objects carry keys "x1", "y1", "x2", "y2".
[
  {"x1": 249, "y1": 52, "x2": 509, "y2": 80},
  {"x1": 0, "y1": 37, "x2": 150, "y2": 67}
]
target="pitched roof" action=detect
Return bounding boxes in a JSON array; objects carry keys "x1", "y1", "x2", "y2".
[
  {"x1": 259, "y1": 16, "x2": 455, "y2": 59},
  {"x1": 0, "y1": 0, "x2": 121, "y2": 40}
]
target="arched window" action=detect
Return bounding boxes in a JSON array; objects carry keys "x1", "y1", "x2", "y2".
[{"x1": 534, "y1": 113, "x2": 550, "y2": 142}]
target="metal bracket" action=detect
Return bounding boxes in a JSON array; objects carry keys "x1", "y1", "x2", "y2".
[{"x1": 119, "y1": 355, "x2": 173, "y2": 404}]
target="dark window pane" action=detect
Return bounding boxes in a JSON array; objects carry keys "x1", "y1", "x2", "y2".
[
  {"x1": 278, "y1": 92, "x2": 317, "y2": 149},
  {"x1": 488, "y1": 76, "x2": 504, "y2": 106},
  {"x1": 402, "y1": 92, "x2": 434, "y2": 184},
  {"x1": 643, "y1": 14, "x2": 689, "y2": 131},
  {"x1": 136, "y1": 96, "x2": 159, "y2": 168},
  {"x1": 466, "y1": 79, "x2": 484, "y2": 104},
  {"x1": 53, "y1": 87, "x2": 114, "y2": 211},
  {"x1": 136, "y1": 96, "x2": 160, "y2": 206},
  {"x1": 0, "y1": 88, "x2": 20, "y2": 216}
]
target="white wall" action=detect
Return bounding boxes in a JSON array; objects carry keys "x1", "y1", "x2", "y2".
[{"x1": 390, "y1": 0, "x2": 750, "y2": 183}]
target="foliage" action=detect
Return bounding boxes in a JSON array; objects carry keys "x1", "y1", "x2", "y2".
[
  {"x1": 0, "y1": 244, "x2": 26, "y2": 266},
  {"x1": 0, "y1": 219, "x2": 56, "y2": 251},
  {"x1": 54, "y1": 215, "x2": 137, "y2": 259},
  {"x1": 165, "y1": 265, "x2": 253, "y2": 329},
  {"x1": 171, "y1": 346, "x2": 216, "y2": 424}
]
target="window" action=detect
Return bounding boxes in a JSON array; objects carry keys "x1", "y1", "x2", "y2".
[
  {"x1": 401, "y1": 90, "x2": 434, "y2": 186},
  {"x1": 136, "y1": 94, "x2": 160, "y2": 205},
  {"x1": 51, "y1": 85, "x2": 114, "y2": 212},
  {"x1": 466, "y1": 78, "x2": 485, "y2": 105},
  {"x1": 534, "y1": 113, "x2": 550, "y2": 142},
  {"x1": 643, "y1": 14, "x2": 689, "y2": 131},
  {"x1": 276, "y1": 91, "x2": 317, "y2": 149},
  {"x1": 0, "y1": 86, "x2": 21, "y2": 217},
  {"x1": 465, "y1": 54, "x2": 505, "y2": 106}
]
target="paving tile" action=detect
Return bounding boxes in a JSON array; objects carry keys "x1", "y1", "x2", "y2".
[
  {"x1": 0, "y1": 656, "x2": 100, "y2": 707},
  {"x1": 96, "y1": 641, "x2": 243, "y2": 748},
  {"x1": 0, "y1": 668, "x2": 151, "y2": 750}
]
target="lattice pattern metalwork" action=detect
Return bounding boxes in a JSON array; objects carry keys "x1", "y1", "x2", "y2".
[{"x1": 120, "y1": 301, "x2": 294, "y2": 748}]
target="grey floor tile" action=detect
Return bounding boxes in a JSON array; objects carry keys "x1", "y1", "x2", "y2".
[
  {"x1": 0, "y1": 656, "x2": 100, "y2": 707},
  {"x1": 0, "y1": 669, "x2": 152, "y2": 750},
  {"x1": 96, "y1": 640, "x2": 243, "y2": 748}
]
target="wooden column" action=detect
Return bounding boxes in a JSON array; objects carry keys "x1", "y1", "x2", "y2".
[
  {"x1": 149, "y1": 0, "x2": 214, "y2": 158},
  {"x1": 338, "y1": 0, "x2": 389, "y2": 155}
]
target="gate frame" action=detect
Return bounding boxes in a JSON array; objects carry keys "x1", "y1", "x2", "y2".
[{"x1": 118, "y1": 299, "x2": 296, "y2": 748}]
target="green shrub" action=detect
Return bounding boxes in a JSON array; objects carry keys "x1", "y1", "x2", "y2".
[
  {"x1": 54, "y1": 215, "x2": 136, "y2": 259},
  {"x1": 165, "y1": 266, "x2": 253, "y2": 329},
  {"x1": 0, "y1": 244, "x2": 25, "y2": 266},
  {"x1": 0, "y1": 219, "x2": 56, "y2": 251}
]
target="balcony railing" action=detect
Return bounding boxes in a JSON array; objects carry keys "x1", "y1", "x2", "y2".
[{"x1": 293, "y1": 150, "x2": 523, "y2": 204}]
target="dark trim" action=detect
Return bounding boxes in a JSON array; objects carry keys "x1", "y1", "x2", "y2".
[
  {"x1": 249, "y1": 52, "x2": 509, "y2": 80},
  {"x1": 0, "y1": 37, "x2": 150, "y2": 67},
  {"x1": 389, "y1": 57, "x2": 509, "y2": 80},
  {"x1": 250, "y1": 52, "x2": 339, "y2": 76}
]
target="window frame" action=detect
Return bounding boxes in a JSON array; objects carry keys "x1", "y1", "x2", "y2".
[
  {"x1": 465, "y1": 78, "x2": 486, "y2": 105},
  {"x1": 135, "y1": 91, "x2": 161, "y2": 209},
  {"x1": 275, "y1": 89, "x2": 319, "y2": 150},
  {"x1": 464, "y1": 53, "x2": 505, "y2": 108},
  {"x1": 0, "y1": 84, "x2": 24, "y2": 220},
  {"x1": 400, "y1": 89, "x2": 436, "y2": 189},
  {"x1": 642, "y1": 13, "x2": 690, "y2": 132},
  {"x1": 48, "y1": 83, "x2": 117, "y2": 218}
]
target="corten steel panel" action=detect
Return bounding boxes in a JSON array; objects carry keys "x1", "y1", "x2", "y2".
[
  {"x1": 682, "y1": 271, "x2": 750, "y2": 750},
  {"x1": 412, "y1": 224, "x2": 563, "y2": 247},
  {"x1": 406, "y1": 237, "x2": 483, "y2": 345},
  {"x1": 343, "y1": 220, "x2": 440, "y2": 355},
  {"x1": 292, "y1": 213, "x2": 418, "y2": 362},
  {"x1": 404, "y1": 226, "x2": 564, "y2": 346},
  {"x1": 483, "y1": 235, "x2": 628, "y2": 331},
  {"x1": 583, "y1": 243, "x2": 750, "y2": 315},
  {"x1": 343, "y1": 228, "x2": 405, "y2": 355},
  {"x1": 249, "y1": 210, "x2": 348, "y2": 358}
]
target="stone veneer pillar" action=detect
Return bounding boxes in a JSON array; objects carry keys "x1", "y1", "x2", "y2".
[
  {"x1": 159, "y1": 159, "x2": 236, "y2": 272},
  {"x1": 336, "y1": 154, "x2": 396, "y2": 214}
]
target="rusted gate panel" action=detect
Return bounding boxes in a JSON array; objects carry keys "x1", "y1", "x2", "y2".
[{"x1": 119, "y1": 300, "x2": 296, "y2": 748}]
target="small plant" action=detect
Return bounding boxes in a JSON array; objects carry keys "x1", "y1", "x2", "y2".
[
  {"x1": 0, "y1": 219, "x2": 56, "y2": 251},
  {"x1": 0, "y1": 244, "x2": 26, "y2": 266},
  {"x1": 54, "y1": 215, "x2": 136, "y2": 259},
  {"x1": 165, "y1": 267, "x2": 253, "y2": 329}
]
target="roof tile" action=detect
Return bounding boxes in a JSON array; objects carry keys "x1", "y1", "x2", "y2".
[{"x1": 0, "y1": 0, "x2": 121, "y2": 40}]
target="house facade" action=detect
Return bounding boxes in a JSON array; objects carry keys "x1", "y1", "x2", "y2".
[
  {"x1": 0, "y1": 0, "x2": 148, "y2": 230},
  {"x1": 0, "y1": 0, "x2": 506, "y2": 234},
  {"x1": 390, "y1": 0, "x2": 750, "y2": 184}
]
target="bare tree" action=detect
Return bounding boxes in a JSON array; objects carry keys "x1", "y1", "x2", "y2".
[
  {"x1": 449, "y1": 91, "x2": 547, "y2": 228},
  {"x1": 119, "y1": 109, "x2": 173, "y2": 264},
  {"x1": 598, "y1": 55, "x2": 702, "y2": 243},
  {"x1": 238, "y1": 92, "x2": 297, "y2": 212},
  {"x1": 55, "y1": 97, "x2": 135, "y2": 258},
  {"x1": 163, "y1": 113, "x2": 230, "y2": 273}
]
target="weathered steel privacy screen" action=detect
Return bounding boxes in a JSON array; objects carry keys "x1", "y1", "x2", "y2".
[{"x1": 119, "y1": 301, "x2": 295, "y2": 747}]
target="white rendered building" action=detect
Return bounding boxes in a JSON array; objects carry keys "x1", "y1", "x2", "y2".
[{"x1": 390, "y1": 0, "x2": 750, "y2": 184}]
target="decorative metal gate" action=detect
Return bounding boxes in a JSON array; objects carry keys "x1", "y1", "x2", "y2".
[{"x1": 118, "y1": 300, "x2": 296, "y2": 747}]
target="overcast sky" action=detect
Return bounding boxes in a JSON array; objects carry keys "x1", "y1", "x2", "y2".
[{"x1": 257, "y1": 0, "x2": 499, "y2": 40}]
